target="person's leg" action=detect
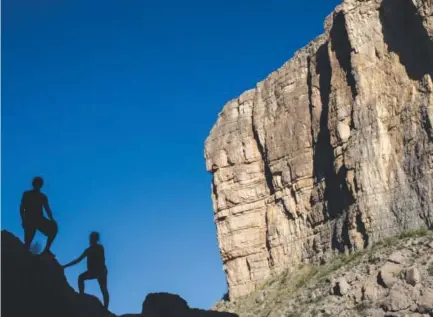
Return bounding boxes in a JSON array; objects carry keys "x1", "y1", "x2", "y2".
[
  {"x1": 39, "y1": 218, "x2": 58, "y2": 254},
  {"x1": 97, "y1": 271, "x2": 109, "y2": 310},
  {"x1": 24, "y1": 225, "x2": 36, "y2": 251},
  {"x1": 44, "y1": 220, "x2": 58, "y2": 253},
  {"x1": 78, "y1": 271, "x2": 95, "y2": 294}
]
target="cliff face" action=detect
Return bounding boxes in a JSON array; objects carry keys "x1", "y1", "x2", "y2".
[{"x1": 205, "y1": 0, "x2": 433, "y2": 299}]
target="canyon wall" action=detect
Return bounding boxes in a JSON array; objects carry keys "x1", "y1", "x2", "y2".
[{"x1": 205, "y1": 0, "x2": 433, "y2": 299}]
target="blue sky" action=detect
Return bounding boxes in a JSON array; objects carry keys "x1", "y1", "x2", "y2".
[{"x1": 2, "y1": 0, "x2": 340, "y2": 314}]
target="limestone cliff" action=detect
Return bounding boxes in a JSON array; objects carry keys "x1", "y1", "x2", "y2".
[{"x1": 205, "y1": 0, "x2": 433, "y2": 300}]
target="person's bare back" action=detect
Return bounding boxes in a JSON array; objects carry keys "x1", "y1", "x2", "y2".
[
  {"x1": 20, "y1": 177, "x2": 58, "y2": 255},
  {"x1": 21, "y1": 190, "x2": 46, "y2": 220},
  {"x1": 62, "y1": 232, "x2": 109, "y2": 309}
]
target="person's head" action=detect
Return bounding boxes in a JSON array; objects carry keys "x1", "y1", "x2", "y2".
[
  {"x1": 32, "y1": 177, "x2": 44, "y2": 191},
  {"x1": 89, "y1": 232, "x2": 100, "y2": 246}
]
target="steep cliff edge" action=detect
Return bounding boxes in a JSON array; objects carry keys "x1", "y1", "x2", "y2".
[
  {"x1": 205, "y1": 0, "x2": 433, "y2": 299},
  {"x1": 1, "y1": 230, "x2": 238, "y2": 317}
]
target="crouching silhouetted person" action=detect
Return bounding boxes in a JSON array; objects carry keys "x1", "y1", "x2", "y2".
[
  {"x1": 20, "y1": 176, "x2": 58, "y2": 255},
  {"x1": 62, "y1": 232, "x2": 109, "y2": 310}
]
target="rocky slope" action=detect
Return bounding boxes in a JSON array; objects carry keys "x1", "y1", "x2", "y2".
[
  {"x1": 1, "y1": 230, "x2": 238, "y2": 317},
  {"x1": 205, "y1": 0, "x2": 433, "y2": 299},
  {"x1": 214, "y1": 228, "x2": 433, "y2": 317}
]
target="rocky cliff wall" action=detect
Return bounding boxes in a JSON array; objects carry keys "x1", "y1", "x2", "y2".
[{"x1": 205, "y1": 0, "x2": 433, "y2": 299}]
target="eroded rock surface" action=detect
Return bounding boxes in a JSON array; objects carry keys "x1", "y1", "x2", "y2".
[
  {"x1": 205, "y1": 0, "x2": 433, "y2": 299},
  {"x1": 213, "y1": 231, "x2": 433, "y2": 317}
]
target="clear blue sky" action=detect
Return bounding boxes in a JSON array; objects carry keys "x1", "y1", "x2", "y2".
[{"x1": 2, "y1": 0, "x2": 340, "y2": 315}]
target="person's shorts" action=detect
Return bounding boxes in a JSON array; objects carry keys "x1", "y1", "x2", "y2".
[
  {"x1": 24, "y1": 217, "x2": 58, "y2": 236},
  {"x1": 81, "y1": 268, "x2": 108, "y2": 281}
]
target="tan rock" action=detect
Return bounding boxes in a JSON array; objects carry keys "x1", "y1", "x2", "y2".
[
  {"x1": 331, "y1": 277, "x2": 350, "y2": 296},
  {"x1": 369, "y1": 310, "x2": 386, "y2": 317},
  {"x1": 362, "y1": 282, "x2": 379, "y2": 303},
  {"x1": 379, "y1": 263, "x2": 403, "y2": 288},
  {"x1": 406, "y1": 267, "x2": 422, "y2": 286},
  {"x1": 388, "y1": 251, "x2": 407, "y2": 265},
  {"x1": 205, "y1": 0, "x2": 433, "y2": 299},
  {"x1": 418, "y1": 288, "x2": 433, "y2": 313},
  {"x1": 382, "y1": 282, "x2": 413, "y2": 312}
]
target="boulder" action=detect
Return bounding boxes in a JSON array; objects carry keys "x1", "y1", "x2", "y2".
[
  {"x1": 418, "y1": 288, "x2": 433, "y2": 313},
  {"x1": 331, "y1": 277, "x2": 350, "y2": 296},
  {"x1": 381, "y1": 283, "x2": 413, "y2": 312},
  {"x1": 378, "y1": 263, "x2": 403, "y2": 288},
  {"x1": 406, "y1": 267, "x2": 421, "y2": 286}
]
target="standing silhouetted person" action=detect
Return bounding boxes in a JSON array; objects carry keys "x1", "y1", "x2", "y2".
[
  {"x1": 20, "y1": 176, "x2": 58, "y2": 255},
  {"x1": 62, "y1": 232, "x2": 109, "y2": 310}
]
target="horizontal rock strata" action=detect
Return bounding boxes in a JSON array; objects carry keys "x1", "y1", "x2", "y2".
[{"x1": 205, "y1": 0, "x2": 433, "y2": 299}]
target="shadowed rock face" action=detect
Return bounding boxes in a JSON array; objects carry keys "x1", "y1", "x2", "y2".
[
  {"x1": 1, "y1": 230, "x2": 238, "y2": 317},
  {"x1": 141, "y1": 293, "x2": 238, "y2": 317},
  {"x1": 1, "y1": 230, "x2": 112, "y2": 317},
  {"x1": 205, "y1": 0, "x2": 433, "y2": 299}
]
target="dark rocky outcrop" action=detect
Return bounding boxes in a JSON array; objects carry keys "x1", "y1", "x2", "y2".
[
  {"x1": 142, "y1": 293, "x2": 238, "y2": 317},
  {"x1": 1, "y1": 230, "x2": 238, "y2": 317},
  {"x1": 1, "y1": 230, "x2": 110, "y2": 317}
]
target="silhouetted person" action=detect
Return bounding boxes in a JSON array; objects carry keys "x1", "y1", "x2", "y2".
[
  {"x1": 62, "y1": 232, "x2": 109, "y2": 310},
  {"x1": 20, "y1": 176, "x2": 58, "y2": 255}
]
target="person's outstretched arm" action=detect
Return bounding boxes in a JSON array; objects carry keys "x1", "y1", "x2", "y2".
[
  {"x1": 20, "y1": 193, "x2": 26, "y2": 226},
  {"x1": 62, "y1": 250, "x2": 88, "y2": 269},
  {"x1": 43, "y1": 195, "x2": 55, "y2": 221}
]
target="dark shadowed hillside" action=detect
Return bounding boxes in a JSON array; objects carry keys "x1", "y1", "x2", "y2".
[{"x1": 1, "y1": 230, "x2": 238, "y2": 317}]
